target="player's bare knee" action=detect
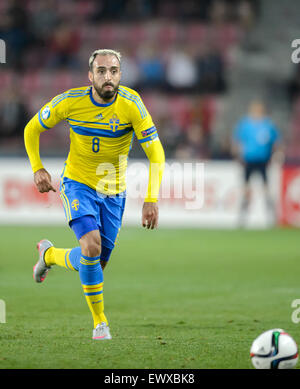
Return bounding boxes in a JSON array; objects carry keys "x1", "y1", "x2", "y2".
[{"x1": 80, "y1": 235, "x2": 101, "y2": 257}]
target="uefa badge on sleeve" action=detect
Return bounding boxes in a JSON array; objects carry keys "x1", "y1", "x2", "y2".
[{"x1": 41, "y1": 106, "x2": 51, "y2": 120}]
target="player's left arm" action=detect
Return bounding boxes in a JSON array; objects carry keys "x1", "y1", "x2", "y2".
[
  {"x1": 140, "y1": 138, "x2": 165, "y2": 229},
  {"x1": 129, "y1": 91, "x2": 165, "y2": 229}
]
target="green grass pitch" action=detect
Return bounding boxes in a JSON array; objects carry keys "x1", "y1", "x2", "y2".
[{"x1": 0, "y1": 225, "x2": 300, "y2": 369}]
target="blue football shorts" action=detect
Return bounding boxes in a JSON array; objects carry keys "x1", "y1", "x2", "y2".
[
  {"x1": 60, "y1": 176, "x2": 126, "y2": 260},
  {"x1": 244, "y1": 161, "x2": 268, "y2": 183}
]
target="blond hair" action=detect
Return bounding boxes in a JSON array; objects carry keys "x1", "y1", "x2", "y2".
[{"x1": 89, "y1": 49, "x2": 121, "y2": 70}]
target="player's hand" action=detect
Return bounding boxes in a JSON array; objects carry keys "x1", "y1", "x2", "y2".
[
  {"x1": 142, "y1": 202, "x2": 159, "y2": 229},
  {"x1": 34, "y1": 168, "x2": 56, "y2": 193}
]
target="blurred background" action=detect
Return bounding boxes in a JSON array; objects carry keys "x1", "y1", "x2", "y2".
[
  {"x1": 3, "y1": 1, "x2": 300, "y2": 370},
  {"x1": 0, "y1": 0, "x2": 300, "y2": 228}
]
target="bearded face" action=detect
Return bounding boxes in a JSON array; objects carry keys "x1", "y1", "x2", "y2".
[
  {"x1": 92, "y1": 80, "x2": 119, "y2": 101},
  {"x1": 89, "y1": 54, "x2": 121, "y2": 102}
]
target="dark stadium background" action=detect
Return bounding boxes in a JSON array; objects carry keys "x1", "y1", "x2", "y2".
[
  {"x1": 0, "y1": 0, "x2": 262, "y2": 160},
  {"x1": 1, "y1": 0, "x2": 300, "y2": 226},
  {"x1": 1, "y1": 0, "x2": 300, "y2": 371},
  {"x1": 1, "y1": 0, "x2": 299, "y2": 159}
]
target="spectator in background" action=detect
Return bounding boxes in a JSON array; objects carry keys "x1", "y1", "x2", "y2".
[
  {"x1": 0, "y1": 0, "x2": 244, "y2": 158},
  {"x1": 165, "y1": 46, "x2": 198, "y2": 92},
  {"x1": 137, "y1": 45, "x2": 165, "y2": 89},
  {"x1": 24, "y1": 0, "x2": 60, "y2": 69},
  {"x1": 189, "y1": 96, "x2": 214, "y2": 152},
  {"x1": 90, "y1": 0, "x2": 156, "y2": 22},
  {"x1": 211, "y1": 135, "x2": 233, "y2": 160},
  {"x1": 157, "y1": 0, "x2": 178, "y2": 19},
  {"x1": 30, "y1": 0, "x2": 60, "y2": 44},
  {"x1": 236, "y1": 0, "x2": 256, "y2": 31},
  {"x1": 120, "y1": 48, "x2": 141, "y2": 89},
  {"x1": 232, "y1": 100, "x2": 283, "y2": 226},
  {"x1": 157, "y1": 115, "x2": 184, "y2": 158},
  {"x1": 175, "y1": 122, "x2": 209, "y2": 160},
  {"x1": 196, "y1": 43, "x2": 226, "y2": 93},
  {"x1": 123, "y1": 0, "x2": 156, "y2": 20},
  {"x1": 0, "y1": 86, "x2": 29, "y2": 140},
  {"x1": 46, "y1": 22, "x2": 81, "y2": 70},
  {"x1": 236, "y1": 0, "x2": 259, "y2": 51},
  {"x1": 209, "y1": 0, "x2": 228, "y2": 24},
  {"x1": 176, "y1": 0, "x2": 203, "y2": 21},
  {"x1": 0, "y1": 0, "x2": 32, "y2": 70},
  {"x1": 90, "y1": 0, "x2": 126, "y2": 21}
]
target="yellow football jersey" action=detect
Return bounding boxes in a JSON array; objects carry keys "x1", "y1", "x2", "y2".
[{"x1": 27, "y1": 85, "x2": 160, "y2": 195}]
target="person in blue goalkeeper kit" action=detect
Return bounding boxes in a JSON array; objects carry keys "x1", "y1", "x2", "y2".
[
  {"x1": 232, "y1": 100, "x2": 283, "y2": 226},
  {"x1": 24, "y1": 49, "x2": 165, "y2": 340}
]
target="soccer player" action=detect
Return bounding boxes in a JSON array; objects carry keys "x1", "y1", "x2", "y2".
[
  {"x1": 232, "y1": 100, "x2": 282, "y2": 226},
  {"x1": 24, "y1": 49, "x2": 165, "y2": 340}
]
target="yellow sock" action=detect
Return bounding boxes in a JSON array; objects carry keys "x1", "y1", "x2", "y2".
[
  {"x1": 44, "y1": 247, "x2": 75, "y2": 270},
  {"x1": 82, "y1": 283, "x2": 108, "y2": 328}
]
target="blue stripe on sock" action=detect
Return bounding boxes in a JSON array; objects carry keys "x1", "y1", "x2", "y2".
[
  {"x1": 64, "y1": 249, "x2": 72, "y2": 270},
  {"x1": 84, "y1": 291, "x2": 103, "y2": 296},
  {"x1": 81, "y1": 254, "x2": 100, "y2": 262}
]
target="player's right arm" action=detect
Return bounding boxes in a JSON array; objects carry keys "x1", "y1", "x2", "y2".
[{"x1": 24, "y1": 93, "x2": 69, "y2": 193}]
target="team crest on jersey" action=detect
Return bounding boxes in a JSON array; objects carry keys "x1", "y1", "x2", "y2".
[
  {"x1": 109, "y1": 113, "x2": 119, "y2": 132},
  {"x1": 71, "y1": 199, "x2": 79, "y2": 211},
  {"x1": 41, "y1": 105, "x2": 50, "y2": 120},
  {"x1": 95, "y1": 113, "x2": 103, "y2": 121}
]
